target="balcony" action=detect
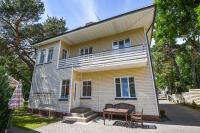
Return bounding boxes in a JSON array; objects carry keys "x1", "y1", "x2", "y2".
[{"x1": 58, "y1": 44, "x2": 148, "y2": 72}]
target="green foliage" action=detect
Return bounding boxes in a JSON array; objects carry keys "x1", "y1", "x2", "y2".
[
  {"x1": 0, "y1": 66, "x2": 12, "y2": 132},
  {"x1": 43, "y1": 16, "x2": 67, "y2": 39},
  {"x1": 153, "y1": 0, "x2": 200, "y2": 93},
  {"x1": 0, "y1": 0, "x2": 68, "y2": 100}
]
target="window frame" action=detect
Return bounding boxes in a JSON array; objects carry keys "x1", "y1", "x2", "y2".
[
  {"x1": 79, "y1": 47, "x2": 93, "y2": 55},
  {"x1": 47, "y1": 47, "x2": 54, "y2": 63},
  {"x1": 112, "y1": 38, "x2": 131, "y2": 50},
  {"x1": 59, "y1": 79, "x2": 70, "y2": 99},
  {"x1": 114, "y1": 76, "x2": 136, "y2": 98},
  {"x1": 62, "y1": 49, "x2": 68, "y2": 59},
  {"x1": 81, "y1": 80, "x2": 92, "y2": 98},
  {"x1": 39, "y1": 49, "x2": 46, "y2": 64}
]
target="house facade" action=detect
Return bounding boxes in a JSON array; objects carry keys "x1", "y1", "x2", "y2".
[{"x1": 29, "y1": 5, "x2": 159, "y2": 120}]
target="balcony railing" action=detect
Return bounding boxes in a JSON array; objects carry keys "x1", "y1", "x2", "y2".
[{"x1": 58, "y1": 44, "x2": 147, "y2": 71}]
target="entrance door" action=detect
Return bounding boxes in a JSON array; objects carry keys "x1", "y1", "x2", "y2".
[{"x1": 73, "y1": 81, "x2": 80, "y2": 108}]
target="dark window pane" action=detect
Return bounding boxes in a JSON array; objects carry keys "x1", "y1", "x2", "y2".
[
  {"x1": 129, "y1": 77, "x2": 134, "y2": 83},
  {"x1": 83, "y1": 81, "x2": 87, "y2": 85},
  {"x1": 62, "y1": 80, "x2": 67, "y2": 85},
  {"x1": 89, "y1": 47, "x2": 93, "y2": 54},
  {"x1": 61, "y1": 80, "x2": 70, "y2": 98},
  {"x1": 113, "y1": 42, "x2": 118, "y2": 49},
  {"x1": 83, "y1": 86, "x2": 87, "y2": 96},
  {"x1": 125, "y1": 38, "x2": 130, "y2": 43},
  {"x1": 67, "y1": 80, "x2": 70, "y2": 85},
  {"x1": 87, "y1": 86, "x2": 91, "y2": 96},
  {"x1": 129, "y1": 83, "x2": 136, "y2": 97},
  {"x1": 65, "y1": 87, "x2": 69, "y2": 98},
  {"x1": 115, "y1": 78, "x2": 120, "y2": 83},
  {"x1": 116, "y1": 83, "x2": 121, "y2": 97},
  {"x1": 113, "y1": 42, "x2": 118, "y2": 46},
  {"x1": 39, "y1": 50, "x2": 45, "y2": 64},
  {"x1": 80, "y1": 49, "x2": 84, "y2": 55},
  {"x1": 125, "y1": 38, "x2": 131, "y2": 47},
  {"x1": 62, "y1": 49, "x2": 67, "y2": 59},
  {"x1": 88, "y1": 81, "x2": 91, "y2": 86},
  {"x1": 61, "y1": 86, "x2": 65, "y2": 98},
  {"x1": 119, "y1": 40, "x2": 124, "y2": 49},
  {"x1": 85, "y1": 48, "x2": 89, "y2": 54},
  {"x1": 48, "y1": 48, "x2": 53, "y2": 62}
]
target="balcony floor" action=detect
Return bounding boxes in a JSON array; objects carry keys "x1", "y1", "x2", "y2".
[{"x1": 74, "y1": 59, "x2": 147, "y2": 72}]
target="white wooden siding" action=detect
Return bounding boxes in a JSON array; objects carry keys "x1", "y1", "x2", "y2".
[
  {"x1": 78, "y1": 66, "x2": 159, "y2": 116},
  {"x1": 58, "y1": 44, "x2": 147, "y2": 71}
]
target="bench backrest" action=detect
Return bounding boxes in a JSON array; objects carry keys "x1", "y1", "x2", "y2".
[{"x1": 114, "y1": 103, "x2": 135, "y2": 113}]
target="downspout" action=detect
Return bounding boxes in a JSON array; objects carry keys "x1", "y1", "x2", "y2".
[
  {"x1": 68, "y1": 67, "x2": 74, "y2": 113},
  {"x1": 144, "y1": 5, "x2": 160, "y2": 117}
]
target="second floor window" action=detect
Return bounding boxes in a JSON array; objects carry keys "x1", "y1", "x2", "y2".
[
  {"x1": 39, "y1": 50, "x2": 46, "y2": 64},
  {"x1": 79, "y1": 47, "x2": 93, "y2": 55},
  {"x1": 112, "y1": 38, "x2": 131, "y2": 49},
  {"x1": 60, "y1": 80, "x2": 70, "y2": 99},
  {"x1": 47, "y1": 47, "x2": 54, "y2": 62},
  {"x1": 62, "y1": 49, "x2": 68, "y2": 59}
]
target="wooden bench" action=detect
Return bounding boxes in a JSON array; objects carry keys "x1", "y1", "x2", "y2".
[{"x1": 103, "y1": 103, "x2": 135, "y2": 125}]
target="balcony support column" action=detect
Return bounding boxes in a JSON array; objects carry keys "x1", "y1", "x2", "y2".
[{"x1": 68, "y1": 67, "x2": 74, "y2": 113}]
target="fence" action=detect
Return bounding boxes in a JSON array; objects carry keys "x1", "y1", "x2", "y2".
[{"x1": 168, "y1": 89, "x2": 200, "y2": 105}]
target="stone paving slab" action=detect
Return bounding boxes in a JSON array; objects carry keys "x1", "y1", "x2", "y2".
[
  {"x1": 35, "y1": 117, "x2": 200, "y2": 133},
  {"x1": 10, "y1": 100, "x2": 200, "y2": 133}
]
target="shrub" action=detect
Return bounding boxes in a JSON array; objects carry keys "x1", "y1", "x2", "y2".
[
  {"x1": 192, "y1": 100, "x2": 197, "y2": 109},
  {"x1": 160, "y1": 109, "x2": 166, "y2": 118},
  {"x1": 0, "y1": 66, "x2": 12, "y2": 133}
]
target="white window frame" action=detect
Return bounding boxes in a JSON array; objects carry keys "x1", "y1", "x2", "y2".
[
  {"x1": 112, "y1": 38, "x2": 131, "y2": 50},
  {"x1": 62, "y1": 49, "x2": 68, "y2": 59},
  {"x1": 39, "y1": 49, "x2": 46, "y2": 64},
  {"x1": 79, "y1": 47, "x2": 93, "y2": 55},
  {"x1": 47, "y1": 47, "x2": 54, "y2": 63},
  {"x1": 36, "y1": 50, "x2": 41, "y2": 64},
  {"x1": 81, "y1": 80, "x2": 92, "y2": 98},
  {"x1": 60, "y1": 79, "x2": 70, "y2": 99},
  {"x1": 114, "y1": 76, "x2": 136, "y2": 98}
]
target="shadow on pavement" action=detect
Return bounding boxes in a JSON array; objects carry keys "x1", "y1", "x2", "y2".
[
  {"x1": 155, "y1": 100, "x2": 200, "y2": 127},
  {"x1": 8, "y1": 127, "x2": 40, "y2": 133}
]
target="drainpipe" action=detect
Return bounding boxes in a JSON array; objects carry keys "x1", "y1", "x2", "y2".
[{"x1": 144, "y1": 5, "x2": 160, "y2": 117}]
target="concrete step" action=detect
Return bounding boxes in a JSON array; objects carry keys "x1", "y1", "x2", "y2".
[
  {"x1": 71, "y1": 107, "x2": 91, "y2": 113},
  {"x1": 63, "y1": 113, "x2": 98, "y2": 123},
  {"x1": 71, "y1": 111, "x2": 94, "y2": 117}
]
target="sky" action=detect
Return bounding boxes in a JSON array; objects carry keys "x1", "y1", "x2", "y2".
[{"x1": 41, "y1": 0, "x2": 153, "y2": 30}]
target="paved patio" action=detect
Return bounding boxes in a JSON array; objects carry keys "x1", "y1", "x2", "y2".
[{"x1": 10, "y1": 100, "x2": 200, "y2": 133}]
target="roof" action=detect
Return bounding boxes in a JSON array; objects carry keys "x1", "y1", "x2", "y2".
[{"x1": 33, "y1": 5, "x2": 155, "y2": 47}]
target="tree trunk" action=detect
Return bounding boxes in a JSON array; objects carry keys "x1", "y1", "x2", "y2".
[
  {"x1": 14, "y1": 21, "x2": 34, "y2": 72},
  {"x1": 191, "y1": 53, "x2": 198, "y2": 88}
]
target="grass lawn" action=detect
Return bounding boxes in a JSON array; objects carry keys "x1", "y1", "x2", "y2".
[{"x1": 11, "y1": 105, "x2": 60, "y2": 130}]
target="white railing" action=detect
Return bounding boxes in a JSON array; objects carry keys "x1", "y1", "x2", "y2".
[{"x1": 58, "y1": 44, "x2": 147, "y2": 70}]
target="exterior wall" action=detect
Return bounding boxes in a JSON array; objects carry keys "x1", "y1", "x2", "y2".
[
  {"x1": 76, "y1": 66, "x2": 159, "y2": 116},
  {"x1": 29, "y1": 41, "x2": 72, "y2": 113},
  {"x1": 29, "y1": 27, "x2": 158, "y2": 116},
  {"x1": 59, "y1": 28, "x2": 145, "y2": 57}
]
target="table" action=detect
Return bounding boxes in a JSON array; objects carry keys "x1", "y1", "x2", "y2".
[{"x1": 103, "y1": 108, "x2": 129, "y2": 125}]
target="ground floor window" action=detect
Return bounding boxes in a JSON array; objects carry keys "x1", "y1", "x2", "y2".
[
  {"x1": 82, "y1": 81, "x2": 91, "y2": 97},
  {"x1": 115, "y1": 77, "x2": 136, "y2": 98},
  {"x1": 60, "y1": 80, "x2": 70, "y2": 99}
]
